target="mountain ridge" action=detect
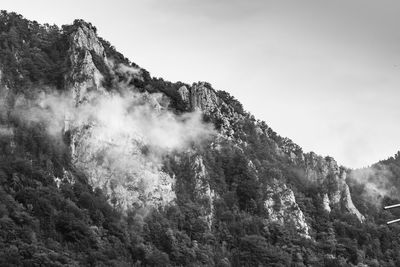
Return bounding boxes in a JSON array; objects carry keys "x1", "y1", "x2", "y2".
[{"x1": 0, "y1": 11, "x2": 400, "y2": 266}]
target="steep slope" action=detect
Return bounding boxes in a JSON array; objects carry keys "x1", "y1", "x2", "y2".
[
  {"x1": 1, "y1": 11, "x2": 400, "y2": 266},
  {"x1": 64, "y1": 21, "x2": 177, "y2": 210}
]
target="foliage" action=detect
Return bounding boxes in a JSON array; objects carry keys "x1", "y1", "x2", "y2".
[{"x1": 1, "y1": 11, "x2": 400, "y2": 266}]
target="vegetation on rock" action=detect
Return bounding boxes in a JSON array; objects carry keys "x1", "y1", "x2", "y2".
[{"x1": 0, "y1": 11, "x2": 400, "y2": 266}]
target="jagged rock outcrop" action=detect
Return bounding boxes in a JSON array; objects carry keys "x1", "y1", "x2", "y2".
[
  {"x1": 322, "y1": 193, "x2": 331, "y2": 213},
  {"x1": 190, "y1": 82, "x2": 220, "y2": 114},
  {"x1": 177, "y1": 82, "x2": 220, "y2": 114},
  {"x1": 3, "y1": 13, "x2": 400, "y2": 265},
  {"x1": 264, "y1": 180, "x2": 311, "y2": 238},
  {"x1": 178, "y1": 85, "x2": 190, "y2": 107},
  {"x1": 45, "y1": 16, "x2": 368, "y2": 227},
  {"x1": 66, "y1": 21, "x2": 108, "y2": 104},
  {"x1": 192, "y1": 155, "x2": 215, "y2": 229},
  {"x1": 71, "y1": 120, "x2": 175, "y2": 210},
  {"x1": 64, "y1": 23, "x2": 175, "y2": 210},
  {"x1": 71, "y1": 22, "x2": 105, "y2": 57},
  {"x1": 304, "y1": 153, "x2": 365, "y2": 222},
  {"x1": 177, "y1": 82, "x2": 238, "y2": 139},
  {"x1": 341, "y1": 182, "x2": 364, "y2": 221},
  {"x1": 175, "y1": 77, "x2": 365, "y2": 225}
]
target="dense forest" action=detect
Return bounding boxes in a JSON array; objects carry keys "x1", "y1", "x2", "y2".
[{"x1": 1, "y1": 11, "x2": 400, "y2": 266}]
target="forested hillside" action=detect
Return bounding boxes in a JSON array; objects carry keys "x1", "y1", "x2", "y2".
[{"x1": 1, "y1": 11, "x2": 400, "y2": 266}]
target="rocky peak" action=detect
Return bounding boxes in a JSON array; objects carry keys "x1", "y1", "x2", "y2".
[
  {"x1": 63, "y1": 21, "x2": 176, "y2": 211},
  {"x1": 69, "y1": 20, "x2": 105, "y2": 57},
  {"x1": 178, "y1": 85, "x2": 190, "y2": 107},
  {"x1": 66, "y1": 20, "x2": 108, "y2": 104},
  {"x1": 177, "y1": 82, "x2": 220, "y2": 114},
  {"x1": 191, "y1": 82, "x2": 220, "y2": 114},
  {"x1": 304, "y1": 153, "x2": 339, "y2": 177},
  {"x1": 303, "y1": 152, "x2": 365, "y2": 222},
  {"x1": 341, "y1": 183, "x2": 365, "y2": 222}
]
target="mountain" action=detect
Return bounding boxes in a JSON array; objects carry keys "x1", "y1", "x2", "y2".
[{"x1": 0, "y1": 11, "x2": 400, "y2": 266}]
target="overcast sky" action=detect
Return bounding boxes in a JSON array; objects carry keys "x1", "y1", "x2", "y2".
[{"x1": 3, "y1": 0, "x2": 400, "y2": 168}]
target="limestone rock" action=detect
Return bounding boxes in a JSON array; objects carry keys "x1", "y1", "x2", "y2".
[
  {"x1": 71, "y1": 23, "x2": 105, "y2": 57},
  {"x1": 342, "y1": 183, "x2": 365, "y2": 222},
  {"x1": 190, "y1": 82, "x2": 219, "y2": 114},
  {"x1": 192, "y1": 155, "x2": 215, "y2": 229},
  {"x1": 71, "y1": 116, "x2": 175, "y2": 210},
  {"x1": 323, "y1": 193, "x2": 331, "y2": 213},
  {"x1": 264, "y1": 180, "x2": 311, "y2": 239},
  {"x1": 178, "y1": 85, "x2": 190, "y2": 106},
  {"x1": 66, "y1": 22, "x2": 108, "y2": 104},
  {"x1": 303, "y1": 153, "x2": 365, "y2": 222},
  {"x1": 64, "y1": 24, "x2": 175, "y2": 211}
]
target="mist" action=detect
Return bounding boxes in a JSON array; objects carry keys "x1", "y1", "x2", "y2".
[
  {"x1": 349, "y1": 164, "x2": 400, "y2": 206},
  {"x1": 8, "y1": 74, "x2": 215, "y2": 209}
]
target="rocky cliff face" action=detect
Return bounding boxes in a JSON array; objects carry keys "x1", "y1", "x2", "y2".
[
  {"x1": 192, "y1": 155, "x2": 215, "y2": 229},
  {"x1": 177, "y1": 82, "x2": 221, "y2": 115},
  {"x1": 303, "y1": 153, "x2": 365, "y2": 222},
  {"x1": 1, "y1": 13, "x2": 394, "y2": 266},
  {"x1": 63, "y1": 19, "x2": 364, "y2": 225},
  {"x1": 177, "y1": 83, "x2": 240, "y2": 140},
  {"x1": 177, "y1": 85, "x2": 190, "y2": 107},
  {"x1": 181, "y1": 82, "x2": 365, "y2": 225},
  {"x1": 270, "y1": 137, "x2": 365, "y2": 222},
  {"x1": 66, "y1": 21, "x2": 107, "y2": 104},
  {"x1": 264, "y1": 180, "x2": 311, "y2": 238},
  {"x1": 189, "y1": 82, "x2": 220, "y2": 114},
  {"x1": 175, "y1": 65, "x2": 365, "y2": 228},
  {"x1": 64, "y1": 22, "x2": 176, "y2": 210}
]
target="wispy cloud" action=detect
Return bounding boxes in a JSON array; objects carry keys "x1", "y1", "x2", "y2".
[
  {"x1": 7, "y1": 66, "x2": 215, "y2": 209},
  {"x1": 349, "y1": 164, "x2": 400, "y2": 206}
]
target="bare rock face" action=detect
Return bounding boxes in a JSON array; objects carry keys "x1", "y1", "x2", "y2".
[
  {"x1": 71, "y1": 117, "x2": 175, "y2": 210},
  {"x1": 328, "y1": 171, "x2": 365, "y2": 222},
  {"x1": 304, "y1": 153, "x2": 365, "y2": 222},
  {"x1": 304, "y1": 153, "x2": 339, "y2": 183},
  {"x1": 323, "y1": 193, "x2": 331, "y2": 213},
  {"x1": 64, "y1": 23, "x2": 176, "y2": 211},
  {"x1": 71, "y1": 23, "x2": 105, "y2": 56},
  {"x1": 192, "y1": 155, "x2": 215, "y2": 229},
  {"x1": 178, "y1": 86, "x2": 190, "y2": 107},
  {"x1": 264, "y1": 180, "x2": 311, "y2": 239},
  {"x1": 177, "y1": 82, "x2": 236, "y2": 138},
  {"x1": 342, "y1": 183, "x2": 365, "y2": 222},
  {"x1": 61, "y1": 19, "x2": 365, "y2": 228},
  {"x1": 189, "y1": 82, "x2": 220, "y2": 114},
  {"x1": 66, "y1": 22, "x2": 108, "y2": 104},
  {"x1": 177, "y1": 82, "x2": 242, "y2": 140}
]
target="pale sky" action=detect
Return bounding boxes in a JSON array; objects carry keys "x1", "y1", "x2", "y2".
[{"x1": 2, "y1": 0, "x2": 400, "y2": 168}]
